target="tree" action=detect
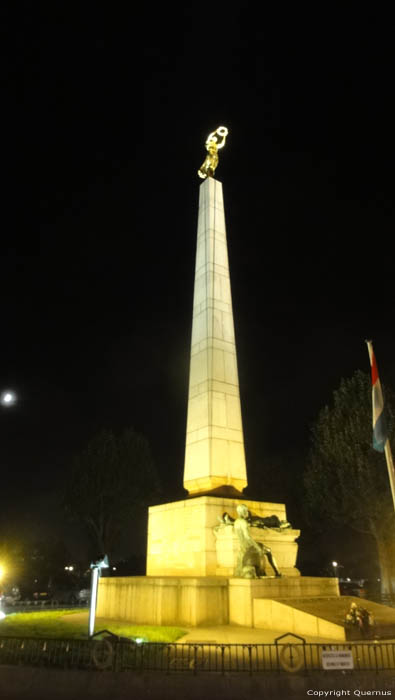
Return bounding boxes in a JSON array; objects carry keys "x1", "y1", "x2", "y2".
[
  {"x1": 64, "y1": 428, "x2": 161, "y2": 559},
  {"x1": 0, "y1": 535, "x2": 74, "y2": 596},
  {"x1": 0, "y1": 537, "x2": 25, "y2": 591},
  {"x1": 304, "y1": 370, "x2": 395, "y2": 595}
]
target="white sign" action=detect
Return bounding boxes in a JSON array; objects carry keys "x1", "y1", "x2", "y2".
[{"x1": 322, "y1": 650, "x2": 354, "y2": 670}]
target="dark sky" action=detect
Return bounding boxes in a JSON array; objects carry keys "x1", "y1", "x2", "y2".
[{"x1": 1, "y1": 5, "x2": 394, "y2": 555}]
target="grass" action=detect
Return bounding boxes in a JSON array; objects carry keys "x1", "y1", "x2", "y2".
[{"x1": 0, "y1": 609, "x2": 186, "y2": 642}]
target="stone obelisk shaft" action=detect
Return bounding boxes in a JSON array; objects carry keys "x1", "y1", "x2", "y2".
[{"x1": 183, "y1": 177, "x2": 247, "y2": 495}]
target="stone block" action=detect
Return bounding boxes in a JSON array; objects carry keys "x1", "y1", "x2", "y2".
[
  {"x1": 97, "y1": 576, "x2": 229, "y2": 627},
  {"x1": 146, "y1": 496, "x2": 299, "y2": 577},
  {"x1": 253, "y1": 599, "x2": 346, "y2": 641},
  {"x1": 228, "y1": 577, "x2": 340, "y2": 627}
]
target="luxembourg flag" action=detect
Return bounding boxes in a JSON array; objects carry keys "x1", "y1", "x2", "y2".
[
  {"x1": 366, "y1": 340, "x2": 387, "y2": 452},
  {"x1": 366, "y1": 341, "x2": 395, "y2": 511}
]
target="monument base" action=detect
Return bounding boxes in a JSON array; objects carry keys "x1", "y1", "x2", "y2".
[
  {"x1": 98, "y1": 495, "x2": 341, "y2": 633},
  {"x1": 97, "y1": 575, "x2": 339, "y2": 628},
  {"x1": 146, "y1": 496, "x2": 300, "y2": 577},
  {"x1": 228, "y1": 576, "x2": 339, "y2": 626},
  {"x1": 254, "y1": 596, "x2": 395, "y2": 641},
  {"x1": 97, "y1": 576, "x2": 229, "y2": 626}
]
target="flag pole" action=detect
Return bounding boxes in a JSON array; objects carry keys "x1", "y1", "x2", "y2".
[
  {"x1": 384, "y1": 440, "x2": 395, "y2": 512},
  {"x1": 366, "y1": 340, "x2": 395, "y2": 512}
]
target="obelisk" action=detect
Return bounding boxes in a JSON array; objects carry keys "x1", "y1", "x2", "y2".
[
  {"x1": 183, "y1": 174, "x2": 247, "y2": 495},
  {"x1": 99, "y1": 128, "x2": 301, "y2": 616}
]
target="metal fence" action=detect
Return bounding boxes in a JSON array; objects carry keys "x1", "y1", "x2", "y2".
[
  {"x1": 1, "y1": 601, "x2": 88, "y2": 614},
  {"x1": 1, "y1": 636, "x2": 395, "y2": 674},
  {"x1": 369, "y1": 594, "x2": 395, "y2": 608}
]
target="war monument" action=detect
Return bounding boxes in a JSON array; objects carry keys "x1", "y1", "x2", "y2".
[{"x1": 97, "y1": 129, "x2": 347, "y2": 637}]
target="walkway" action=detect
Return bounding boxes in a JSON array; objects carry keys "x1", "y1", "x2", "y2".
[{"x1": 177, "y1": 625, "x2": 343, "y2": 645}]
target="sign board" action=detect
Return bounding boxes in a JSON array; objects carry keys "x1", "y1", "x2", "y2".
[{"x1": 321, "y1": 650, "x2": 354, "y2": 670}]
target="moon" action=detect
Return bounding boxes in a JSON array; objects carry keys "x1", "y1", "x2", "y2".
[{"x1": 0, "y1": 390, "x2": 17, "y2": 406}]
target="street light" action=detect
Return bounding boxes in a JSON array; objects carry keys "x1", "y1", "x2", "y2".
[
  {"x1": 332, "y1": 561, "x2": 338, "y2": 577},
  {"x1": 88, "y1": 555, "x2": 109, "y2": 638}
]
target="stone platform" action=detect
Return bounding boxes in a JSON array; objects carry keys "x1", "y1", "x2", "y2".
[
  {"x1": 97, "y1": 575, "x2": 339, "y2": 628},
  {"x1": 97, "y1": 576, "x2": 229, "y2": 626},
  {"x1": 254, "y1": 596, "x2": 395, "y2": 641},
  {"x1": 228, "y1": 576, "x2": 339, "y2": 626}
]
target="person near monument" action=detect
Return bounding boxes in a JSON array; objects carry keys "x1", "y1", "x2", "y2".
[
  {"x1": 345, "y1": 601, "x2": 375, "y2": 639},
  {"x1": 233, "y1": 504, "x2": 282, "y2": 578}
]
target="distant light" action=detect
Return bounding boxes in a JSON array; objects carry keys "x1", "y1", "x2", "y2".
[
  {"x1": 332, "y1": 561, "x2": 338, "y2": 567},
  {"x1": 0, "y1": 611, "x2": 6, "y2": 620},
  {"x1": 346, "y1": 577, "x2": 351, "y2": 582},
  {"x1": 135, "y1": 637, "x2": 145, "y2": 645},
  {"x1": 1, "y1": 391, "x2": 17, "y2": 406},
  {"x1": 112, "y1": 567, "x2": 117, "y2": 571}
]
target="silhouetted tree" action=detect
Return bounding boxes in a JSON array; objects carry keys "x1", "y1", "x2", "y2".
[
  {"x1": 64, "y1": 428, "x2": 161, "y2": 559},
  {"x1": 304, "y1": 370, "x2": 395, "y2": 594}
]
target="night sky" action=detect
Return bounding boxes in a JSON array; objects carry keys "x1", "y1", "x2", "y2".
[{"x1": 1, "y1": 6, "x2": 394, "y2": 565}]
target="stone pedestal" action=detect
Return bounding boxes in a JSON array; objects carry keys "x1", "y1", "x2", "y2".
[
  {"x1": 146, "y1": 496, "x2": 300, "y2": 577},
  {"x1": 97, "y1": 576, "x2": 229, "y2": 627},
  {"x1": 97, "y1": 575, "x2": 340, "y2": 629}
]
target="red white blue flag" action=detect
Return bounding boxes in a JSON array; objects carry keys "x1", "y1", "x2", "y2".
[{"x1": 366, "y1": 340, "x2": 387, "y2": 453}]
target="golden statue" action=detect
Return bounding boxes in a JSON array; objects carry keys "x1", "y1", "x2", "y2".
[{"x1": 198, "y1": 126, "x2": 228, "y2": 179}]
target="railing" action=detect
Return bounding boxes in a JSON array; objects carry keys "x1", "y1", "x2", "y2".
[
  {"x1": 1, "y1": 635, "x2": 394, "y2": 673},
  {"x1": 368, "y1": 594, "x2": 395, "y2": 608},
  {"x1": 1, "y1": 600, "x2": 88, "y2": 613}
]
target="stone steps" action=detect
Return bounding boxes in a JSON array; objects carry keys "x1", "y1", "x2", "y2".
[{"x1": 253, "y1": 595, "x2": 395, "y2": 641}]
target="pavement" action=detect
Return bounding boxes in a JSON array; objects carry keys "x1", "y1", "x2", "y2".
[
  {"x1": 176, "y1": 625, "x2": 345, "y2": 645},
  {"x1": 67, "y1": 612, "x2": 395, "y2": 645}
]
